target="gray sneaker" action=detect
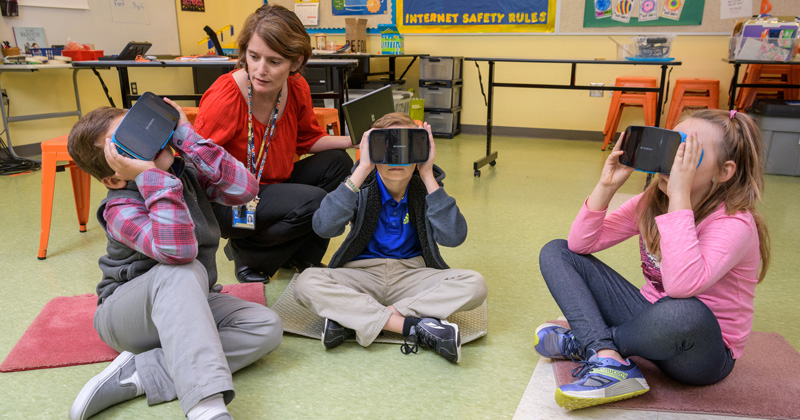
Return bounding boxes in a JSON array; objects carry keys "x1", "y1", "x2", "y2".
[
  {"x1": 401, "y1": 318, "x2": 461, "y2": 363},
  {"x1": 321, "y1": 318, "x2": 356, "y2": 349},
  {"x1": 69, "y1": 351, "x2": 142, "y2": 420}
]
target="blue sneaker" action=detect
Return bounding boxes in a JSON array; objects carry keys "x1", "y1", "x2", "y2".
[
  {"x1": 533, "y1": 323, "x2": 584, "y2": 361},
  {"x1": 555, "y1": 354, "x2": 650, "y2": 410}
]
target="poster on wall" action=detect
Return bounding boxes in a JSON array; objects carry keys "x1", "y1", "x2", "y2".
[
  {"x1": 397, "y1": 0, "x2": 556, "y2": 34},
  {"x1": 332, "y1": 0, "x2": 388, "y2": 16},
  {"x1": 584, "y1": 0, "x2": 704, "y2": 27},
  {"x1": 181, "y1": 0, "x2": 205, "y2": 12}
]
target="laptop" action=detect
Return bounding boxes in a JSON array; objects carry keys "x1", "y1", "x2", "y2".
[
  {"x1": 98, "y1": 41, "x2": 152, "y2": 61},
  {"x1": 342, "y1": 84, "x2": 396, "y2": 145}
]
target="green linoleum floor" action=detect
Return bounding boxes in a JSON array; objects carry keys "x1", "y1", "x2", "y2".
[{"x1": 1, "y1": 134, "x2": 798, "y2": 419}]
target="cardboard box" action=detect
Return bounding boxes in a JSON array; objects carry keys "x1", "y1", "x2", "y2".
[{"x1": 345, "y1": 18, "x2": 367, "y2": 53}]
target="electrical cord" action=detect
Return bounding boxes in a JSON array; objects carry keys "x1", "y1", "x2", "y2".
[{"x1": 0, "y1": 95, "x2": 41, "y2": 176}]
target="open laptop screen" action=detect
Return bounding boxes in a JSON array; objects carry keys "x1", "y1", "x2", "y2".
[{"x1": 342, "y1": 84, "x2": 396, "y2": 146}]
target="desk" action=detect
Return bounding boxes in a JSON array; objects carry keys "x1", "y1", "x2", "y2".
[
  {"x1": 465, "y1": 57, "x2": 682, "y2": 177},
  {"x1": 726, "y1": 59, "x2": 800, "y2": 110},
  {"x1": 0, "y1": 63, "x2": 84, "y2": 159},
  {"x1": 311, "y1": 53, "x2": 428, "y2": 88},
  {"x1": 72, "y1": 58, "x2": 359, "y2": 125}
]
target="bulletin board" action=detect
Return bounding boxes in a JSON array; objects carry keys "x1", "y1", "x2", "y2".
[
  {"x1": 3, "y1": 0, "x2": 180, "y2": 54},
  {"x1": 559, "y1": 0, "x2": 800, "y2": 34},
  {"x1": 267, "y1": 0, "x2": 395, "y2": 33}
]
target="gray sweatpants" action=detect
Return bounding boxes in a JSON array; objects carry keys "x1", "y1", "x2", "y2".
[
  {"x1": 294, "y1": 256, "x2": 487, "y2": 346},
  {"x1": 94, "y1": 260, "x2": 283, "y2": 414}
]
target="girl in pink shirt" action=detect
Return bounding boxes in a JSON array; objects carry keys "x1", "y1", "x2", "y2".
[{"x1": 534, "y1": 109, "x2": 770, "y2": 410}]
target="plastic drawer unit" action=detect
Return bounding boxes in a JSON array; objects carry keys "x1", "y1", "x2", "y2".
[
  {"x1": 419, "y1": 82, "x2": 462, "y2": 110},
  {"x1": 424, "y1": 108, "x2": 462, "y2": 139},
  {"x1": 751, "y1": 100, "x2": 800, "y2": 176},
  {"x1": 420, "y1": 56, "x2": 463, "y2": 82}
]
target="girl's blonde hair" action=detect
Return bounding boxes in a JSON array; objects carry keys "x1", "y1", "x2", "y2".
[{"x1": 637, "y1": 109, "x2": 770, "y2": 282}]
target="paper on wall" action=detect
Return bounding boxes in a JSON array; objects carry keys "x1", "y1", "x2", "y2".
[
  {"x1": 721, "y1": 0, "x2": 752, "y2": 20},
  {"x1": 295, "y1": 0, "x2": 320, "y2": 26},
  {"x1": 595, "y1": 0, "x2": 612, "y2": 19},
  {"x1": 639, "y1": 0, "x2": 658, "y2": 21},
  {"x1": 612, "y1": 0, "x2": 634, "y2": 23},
  {"x1": 661, "y1": 0, "x2": 685, "y2": 20}
]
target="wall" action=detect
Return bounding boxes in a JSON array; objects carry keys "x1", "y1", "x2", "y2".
[{"x1": 0, "y1": 1, "x2": 750, "y2": 150}]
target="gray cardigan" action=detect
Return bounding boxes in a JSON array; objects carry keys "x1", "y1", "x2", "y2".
[{"x1": 313, "y1": 165, "x2": 467, "y2": 269}]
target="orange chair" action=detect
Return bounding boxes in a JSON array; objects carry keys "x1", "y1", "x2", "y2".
[
  {"x1": 39, "y1": 135, "x2": 92, "y2": 260},
  {"x1": 313, "y1": 107, "x2": 341, "y2": 136},
  {"x1": 735, "y1": 64, "x2": 797, "y2": 111},
  {"x1": 182, "y1": 106, "x2": 199, "y2": 125},
  {"x1": 602, "y1": 77, "x2": 658, "y2": 150},
  {"x1": 665, "y1": 78, "x2": 720, "y2": 129}
]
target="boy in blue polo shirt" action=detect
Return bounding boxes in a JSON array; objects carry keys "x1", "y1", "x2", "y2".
[{"x1": 293, "y1": 113, "x2": 487, "y2": 363}]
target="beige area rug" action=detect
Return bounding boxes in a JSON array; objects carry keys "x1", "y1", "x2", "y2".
[{"x1": 271, "y1": 275, "x2": 488, "y2": 344}]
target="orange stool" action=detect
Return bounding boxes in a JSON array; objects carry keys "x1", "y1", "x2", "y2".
[
  {"x1": 181, "y1": 107, "x2": 199, "y2": 125},
  {"x1": 39, "y1": 135, "x2": 92, "y2": 260},
  {"x1": 665, "y1": 78, "x2": 719, "y2": 129},
  {"x1": 313, "y1": 107, "x2": 341, "y2": 136},
  {"x1": 603, "y1": 77, "x2": 658, "y2": 150}
]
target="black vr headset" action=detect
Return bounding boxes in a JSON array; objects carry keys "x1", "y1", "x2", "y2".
[
  {"x1": 368, "y1": 128, "x2": 430, "y2": 165},
  {"x1": 112, "y1": 92, "x2": 180, "y2": 161},
  {"x1": 618, "y1": 126, "x2": 702, "y2": 174}
]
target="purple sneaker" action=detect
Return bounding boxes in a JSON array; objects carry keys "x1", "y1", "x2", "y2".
[
  {"x1": 533, "y1": 323, "x2": 584, "y2": 361},
  {"x1": 555, "y1": 353, "x2": 650, "y2": 410}
]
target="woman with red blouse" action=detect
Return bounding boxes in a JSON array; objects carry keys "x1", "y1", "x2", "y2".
[{"x1": 195, "y1": 5, "x2": 353, "y2": 283}]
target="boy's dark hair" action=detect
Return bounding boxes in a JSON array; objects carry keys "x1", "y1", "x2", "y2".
[
  {"x1": 371, "y1": 112, "x2": 418, "y2": 129},
  {"x1": 68, "y1": 107, "x2": 127, "y2": 181}
]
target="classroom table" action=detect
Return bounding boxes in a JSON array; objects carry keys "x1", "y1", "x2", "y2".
[
  {"x1": 725, "y1": 59, "x2": 800, "y2": 110},
  {"x1": 0, "y1": 63, "x2": 85, "y2": 159},
  {"x1": 71, "y1": 58, "x2": 359, "y2": 125},
  {"x1": 311, "y1": 53, "x2": 429, "y2": 87},
  {"x1": 465, "y1": 57, "x2": 682, "y2": 177}
]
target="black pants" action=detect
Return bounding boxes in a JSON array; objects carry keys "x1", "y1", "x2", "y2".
[{"x1": 213, "y1": 149, "x2": 352, "y2": 276}]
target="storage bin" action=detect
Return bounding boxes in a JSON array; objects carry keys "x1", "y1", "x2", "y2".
[
  {"x1": 348, "y1": 88, "x2": 413, "y2": 115},
  {"x1": 729, "y1": 36, "x2": 798, "y2": 62},
  {"x1": 751, "y1": 100, "x2": 800, "y2": 176},
  {"x1": 424, "y1": 108, "x2": 461, "y2": 138},
  {"x1": 420, "y1": 57, "x2": 463, "y2": 81},
  {"x1": 29, "y1": 47, "x2": 63, "y2": 59},
  {"x1": 62, "y1": 49, "x2": 104, "y2": 61},
  {"x1": 419, "y1": 83, "x2": 462, "y2": 110},
  {"x1": 630, "y1": 35, "x2": 674, "y2": 59}
]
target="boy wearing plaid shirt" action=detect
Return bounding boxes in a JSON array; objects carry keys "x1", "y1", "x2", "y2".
[{"x1": 66, "y1": 99, "x2": 282, "y2": 420}]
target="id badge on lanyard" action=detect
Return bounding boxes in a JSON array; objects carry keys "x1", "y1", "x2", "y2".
[
  {"x1": 232, "y1": 80, "x2": 281, "y2": 230},
  {"x1": 233, "y1": 198, "x2": 258, "y2": 230}
]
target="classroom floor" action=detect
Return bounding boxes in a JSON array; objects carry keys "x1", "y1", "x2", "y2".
[{"x1": 1, "y1": 133, "x2": 798, "y2": 420}]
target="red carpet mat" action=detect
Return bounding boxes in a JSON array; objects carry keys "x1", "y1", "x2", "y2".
[
  {"x1": 0, "y1": 283, "x2": 265, "y2": 373},
  {"x1": 550, "y1": 321, "x2": 800, "y2": 419}
]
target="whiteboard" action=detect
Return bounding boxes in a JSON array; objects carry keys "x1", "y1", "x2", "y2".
[{"x1": 3, "y1": 0, "x2": 180, "y2": 55}]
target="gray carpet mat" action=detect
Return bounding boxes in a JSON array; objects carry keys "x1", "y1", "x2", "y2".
[{"x1": 272, "y1": 274, "x2": 488, "y2": 344}]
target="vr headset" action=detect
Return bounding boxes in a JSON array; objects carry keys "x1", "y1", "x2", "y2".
[
  {"x1": 112, "y1": 92, "x2": 180, "y2": 160},
  {"x1": 368, "y1": 128, "x2": 429, "y2": 165},
  {"x1": 618, "y1": 126, "x2": 702, "y2": 174}
]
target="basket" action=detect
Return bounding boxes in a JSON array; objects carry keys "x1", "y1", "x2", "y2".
[
  {"x1": 1, "y1": 47, "x2": 21, "y2": 57},
  {"x1": 30, "y1": 47, "x2": 64, "y2": 59},
  {"x1": 62, "y1": 49, "x2": 104, "y2": 61}
]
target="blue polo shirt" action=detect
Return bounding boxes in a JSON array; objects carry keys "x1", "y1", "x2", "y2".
[{"x1": 353, "y1": 173, "x2": 422, "y2": 260}]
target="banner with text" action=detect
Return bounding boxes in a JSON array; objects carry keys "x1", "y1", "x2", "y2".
[{"x1": 397, "y1": 0, "x2": 556, "y2": 34}]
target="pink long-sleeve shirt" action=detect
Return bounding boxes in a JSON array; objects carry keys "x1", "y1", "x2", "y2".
[{"x1": 567, "y1": 193, "x2": 760, "y2": 359}]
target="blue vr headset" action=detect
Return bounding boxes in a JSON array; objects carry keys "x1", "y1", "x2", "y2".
[
  {"x1": 111, "y1": 92, "x2": 179, "y2": 161},
  {"x1": 618, "y1": 126, "x2": 703, "y2": 174}
]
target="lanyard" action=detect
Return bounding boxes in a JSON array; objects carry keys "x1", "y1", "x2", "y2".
[{"x1": 247, "y1": 75, "x2": 282, "y2": 182}]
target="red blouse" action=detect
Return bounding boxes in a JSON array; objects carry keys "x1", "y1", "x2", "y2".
[{"x1": 195, "y1": 71, "x2": 326, "y2": 184}]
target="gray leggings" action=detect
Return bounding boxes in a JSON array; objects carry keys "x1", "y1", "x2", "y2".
[{"x1": 538, "y1": 239, "x2": 735, "y2": 386}]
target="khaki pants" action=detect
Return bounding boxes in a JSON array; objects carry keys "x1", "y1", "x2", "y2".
[{"x1": 294, "y1": 256, "x2": 487, "y2": 346}]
